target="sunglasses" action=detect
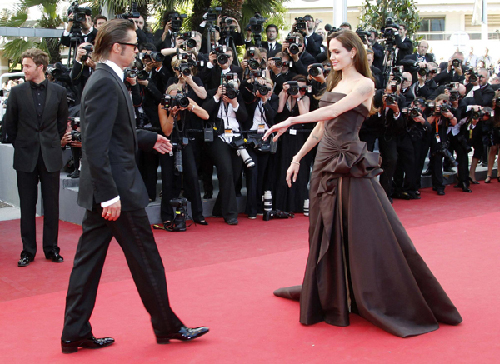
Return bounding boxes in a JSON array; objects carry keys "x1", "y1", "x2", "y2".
[{"x1": 118, "y1": 42, "x2": 139, "y2": 51}]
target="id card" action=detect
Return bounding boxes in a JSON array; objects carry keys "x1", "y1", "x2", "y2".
[
  {"x1": 435, "y1": 134, "x2": 441, "y2": 143},
  {"x1": 225, "y1": 128, "x2": 233, "y2": 137},
  {"x1": 289, "y1": 129, "x2": 297, "y2": 135},
  {"x1": 257, "y1": 123, "x2": 266, "y2": 133}
]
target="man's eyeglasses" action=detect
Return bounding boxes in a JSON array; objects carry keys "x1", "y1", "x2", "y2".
[{"x1": 118, "y1": 42, "x2": 139, "y2": 50}]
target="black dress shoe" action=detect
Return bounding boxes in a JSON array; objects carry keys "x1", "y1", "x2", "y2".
[
  {"x1": 194, "y1": 218, "x2": 208, "y2": 225},
  {"x1": 461, "y1": 182, "x2": 472, "y2": 193},
  {"x1": 61, "y1": 336, "x2": 115, "y2": 353},
  {"x1": 45, "y1": 251, "x2": 64, "y2": 262},
  {"x1": 157, "y1": 326, "x2": 209, "y2": 344},
  {"x1": 225, "y1": 218, "x2": 238, "y2": 225},
  {"x1": 18, "y1": 255, "x2": 34, "y2": 267},
  {"x1": 70, "y1": 170, "x2": 80, "y2": 178},
  {"x1": 437, "y1": 190, "x2": 445, "y2": 196}
]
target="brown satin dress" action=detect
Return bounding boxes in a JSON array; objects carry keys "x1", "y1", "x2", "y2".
[{"x1": 274, "y1": 92, "x2": 462, "y2": 337}]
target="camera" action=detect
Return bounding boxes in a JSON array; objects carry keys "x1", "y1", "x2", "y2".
[
  {"x1": 124, "y1": 68, "x2": 137, "y2": 78},
  {"x1": 356, "y1": 27, "x2": 370, "y2": 44},
  {"x1": 161, "y1": 93, "x2": 190, "y2": 108},
  {"x1": 286, "y1": 35, "x2": 301, "y2": 55},
  {"x1": 381, "y1": 17, "x2": 399, "y2": 47},
  {"x1": 253, "y1": 82, "x2": 271, "y2": 96},
  {"x1": 231, "y1": 138, "x2": 255, "y2": 168},
  {"x1": 179, "y1": 31, "x2": 197, "y2": 48},
  {"x1": 466, "y1": 69, "x2": 478, "y2": 83},
  {"x1": 263, "y1": 210, "x2": 294, "y2": 221},
  {"x1": 69, "y1": 117, "x2": 82, "y2": 142},
  {"x1": 295, "y1": 17, "x2": 307, "y2": 32},
  {"x1": 80, "y1": 44, "x2": 92, "y2": 63},
  {"x1": 247, "y1": 58, "x2": 261, "y2": 70},
  {"x1": 177, "y1": 63, "x2": 192, "y2": 77},
  {"x1": 203, "y1": 7, "x2": 221, "y2": 22},
  {"x1": 168, "y1": 197, "x2": 188, "y2": 232},
  {"x1": 167, "y1": 12, "x2": 187, "y2": 32},
  {"x1": 403, "y1": 107, "x2": 421, "y2": 118},
  {"x1": 271, "y1": 57, "x2": 282, "y2": 67},
  {"x1": 385, "y1": 93, "x2": 396, "y2": 105},
  {"x1": 116, "y1": 1, "x2": 140, "y2": 20},
  {"x1": 449, "y1": 90, "x2": 460, "y2": 102},
  {"x1": 223, "y1": 80, "x2": 239, "y2": 99},
  {"x1": 67, "y1": 1, "x2": 92, "y2": 23},
  {"x1": 248, "y1": 13, "x2": 267, "y2": 34},
  {"x1": 286, "y1": 81, "x2": 299, "y2": 96},
  {"x1": 439, "y1": 104, "x2": 449, "y2": 113},
  {"x1": 418, "y1": 67, "x2": 428, "y2": 77},
  {"x1": 435, "y1": 141, "x2": 458, "y2": 167},
  {"x1": 451, "y1": 59, "x2": 461, "y2": 68},
  {"x1": 391, "y1": 66, "x2": 403, "y2": 84},
  {"x1": 308, "y1": 63, "x2": 324, "y2": 77}
]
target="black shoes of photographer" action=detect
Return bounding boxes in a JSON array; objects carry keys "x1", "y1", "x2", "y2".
[
  {"x1": 156, "y1": 326, "x2": 209, "y2": 344},
  {"x1": 18, "y1": 251, "x2": 63, "y2": 267},
  {"x1": 67, "y1": 170, "x2": 80, "y2": 178},
  {"x1": 61, "y1": 336, "x2": 115, "y2": 353},
  {"x1": 225, "y1": 218, "x2": 238, "y2": 225}
]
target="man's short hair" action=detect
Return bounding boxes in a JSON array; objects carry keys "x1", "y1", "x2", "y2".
[
  {"x1": 266, "y1": 24, "x2": 278, "y2": 33},
  {"x1": 340, "y1": 22, "x2": 352, "y2": 30},
  {"x1": 93, "y1": 19, "x2": 136, "y2": 62},
  {"x1": 21, "y1": 48, "x2": 49, "y2": 72},
  {"x1": 94, "y1": 15, "x2": 107, "y2": 23},
  {"x1": 140, "y1": 43, "x2": 156, "y2": 52},
  {"x1": 399, "y1": 24, "x2": 407, "y2": 31}
]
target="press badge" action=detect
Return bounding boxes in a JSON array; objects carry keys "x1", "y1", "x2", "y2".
[
  {"x1": 225, "y1": 128, "x2": 233, "y2": 137},
  {"x1": 257, "y1": 123, "x2": 266, "y2": 133},
  {"x1": 289, "y1": 129, "x2": 297, "y2": 135},
  {"x1": 435, "y1": 134, "x2": 441, "y2": 143}
]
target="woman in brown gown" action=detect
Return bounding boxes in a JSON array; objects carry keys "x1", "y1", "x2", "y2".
[{"x1": 263, "y1": 30, "x2": 462, "y2": 338}]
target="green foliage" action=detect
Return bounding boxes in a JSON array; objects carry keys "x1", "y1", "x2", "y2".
[
  {"x1": 2, "y1": 38, "x2": 41, "y2": 69},
  {"x1": 359, "y1": 0, "x2": 421, "y2": 37}
]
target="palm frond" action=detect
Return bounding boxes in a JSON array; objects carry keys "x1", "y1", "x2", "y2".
[
  {"x1": 0, "y1": 11, "x2": 28, "y2": 27},
  {"x1": 2, "y1": 38, "x2": 39, "y2": 69}
]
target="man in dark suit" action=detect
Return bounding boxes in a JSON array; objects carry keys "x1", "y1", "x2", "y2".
[
  {"x1": 302, "y1": 15, "x2": 323, "y2": 59},
  {"x1": 61, "y1": 13, "x2": 98, "y2": 48},
  {"x1": 433, "y1": 52, "x2": 467, "y2": 86},
  {"x1": 198, "y1": 49, "x2": 243, "y2": 96},
  {"x1": 401, "y1": 40, "x2": 436, "y2": 82},
  {"x1": 395, "y1": 24, "x2": 413, "y2": 66},
  {"x1": 61, "y1": 19, "x2": 208, "y2": 353},
  {"x1": 246, "y1": 24, "x2": 282, "y2": 57},
  {"x1": 368, "y1": 30, "x2": 385, "y2": 71},
  {"x1": 4, "y1": 48, "x2": 68, "y2": 267}
]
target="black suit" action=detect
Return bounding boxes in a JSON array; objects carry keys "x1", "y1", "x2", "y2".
[
  {"x1": 395, "y1": 36, "x2": 413, "y2": 65},
  {"x1": 371, "y1": 42, "x2": 385, "y2": 70},
  {"x1": 61, "y1": 28, "x2": 98, "y2": 47},
  {"x1": 262, "y1": 41, "x2": 282, "y2": 57},
  {"x1": 304, "y1": 32, "x2": 323, "y2": 59},
  {"x1": 62, "y1": 63, "x2": 183, "y2": 342},
  {"x1": 4, "y1": 80, "x2": 67, "y2": 258}
]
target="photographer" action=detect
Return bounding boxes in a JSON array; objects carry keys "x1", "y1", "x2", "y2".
[
  {"x1": 240, "y1": 77, "x2": 279, "y2": 218},
  {"x1": 483, "y1": 91, "x2": 500, "y2": 183},
  {"x1": 274, "y1": 76, "x2": 311, "y2": 213},
  {"x1": 132, "y1": 14, "x2": 154, "y2": 46},
  {"x1": 94, "y1": 15, "x2": 107, "y2": 30},
  {"x1": 71, "y1": 42, "x2": 95, "y2": 94},
  {"x1": 434, "y1": 52, "x2": 466, "y2": 86},
  {"x1": 368, "y1": 30, "x2": 384, "y2": 70},
  {"x1": 281, "y1": 32, "x2": 316, "y2": 76},
  {"x1": 413, "y1": 65, "x2": 437, "y2": 100},
  {"x1": 297, "y1": 15, "x2": 323, "y2": 59},
  {"x1": 427, "y1": 94, "x2": 458, "y2": 195},
  {"x1": 245, "y1": 24, "x2": 282, "y2": 58},
  {"x1": 199, "y1": 48, "x2": 242, "y2": 96},
  {"x1": 269, "y1": 52, "x2": 297, "y2": 95},
  {"x1": 401, "y1": 40, "x2": 436, "y2": 83},
  {"x1": 202, "y1": 79, "x2": 248, "y2": 225},
  {"x1": 61, "y1": 11, "x2": 97, "y2": 47},
  {"x1": 241, "y1": 47, "x2": 267, "y2": 81},
  {"x1": 400, "y1": 72, "x2": 415, "y2": 107},
  {"x1": 216, "y1": 13, "x2": 245, "y2": 65},
  {"x1": 367, "y1": 49, "x2": 384, "y2": 89},
  {"x1": 375, "y1": 82, "x2": 411, "y2": 201},
  {"x1": 394, "y1": 24, "x2": 413, "y2": 66},
  {"x1": 157, "y1": 84, "x2": 209, "y2": 228}
]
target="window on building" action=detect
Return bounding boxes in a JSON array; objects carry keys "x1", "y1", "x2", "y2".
[{"x1": 419, "y1": 18, "x2": 445, "y2": 32}]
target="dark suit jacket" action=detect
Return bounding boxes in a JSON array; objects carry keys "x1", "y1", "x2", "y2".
[
  {"x1": 4, "y1": 81, "x2": 67, "y2": 172},
  {"x1": 77, "y1": 63, "x2": 158, "y2": 211},
  {"x1": 262, "y1": 42, "x2": 282, "y2": 57},
  {"x1": 304, "y1": 32, "x2": 323, "y2": 59},
  {"x1": 199, "y1": 65, "x2": 243, "y2": 97},
  {"x1": 61, "y1": 27, "x2": 98, "y2": 47},
  {"x1": 371, "y1": 42, "x2": 385, "y2": 70},
  {"x1": 202, "y1": 93, "x2": 248, "y2": 133},
  {"x1": 395, "y1": 36, "x2": 413, "y2": 65}
]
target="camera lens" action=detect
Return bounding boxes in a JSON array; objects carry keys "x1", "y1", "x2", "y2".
[{"x1": 217, "y1": 54, "x2": 228, "y2": 65}]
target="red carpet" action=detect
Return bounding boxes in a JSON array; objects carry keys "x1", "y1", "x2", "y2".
[{"x1": 1, "y1": 184, "x2": 500, "y2": 363}]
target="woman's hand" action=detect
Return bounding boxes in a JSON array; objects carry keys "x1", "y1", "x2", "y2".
[
  {"x1": 262, "y1": 118, "x2": 294, "y2": 142},
  {"x1": 286, "y1": 161, "x2": 300, "y2": 188}
]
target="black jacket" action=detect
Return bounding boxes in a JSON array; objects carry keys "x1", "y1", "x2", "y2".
[
  {"x1": 304, "y1": 32, "x2": 323, "y2": 59},
  {"x1": 77, "y1": 63, "x2": 158, "y2": 211},
  {"x1": 4, "y1": 81, "x2": 68, "y2": 172},
  {"x1": 395, "y1": 36, "x2": 413, "y2": 65},
  {"x1": 60, "y1": 27, "x2": 97, "y2": 47}
]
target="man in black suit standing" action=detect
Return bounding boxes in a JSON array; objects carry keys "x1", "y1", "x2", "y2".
[
  {"x1": 61, "y1": 19, "x2": 208, "y2": 353},
  {"x1": 61, "y1": 13, "x2": 98, "y2": 47},
  {"x1": 395, "y1": 24, "x2": 413, "y2": 66},
  {"x1": 246, "y1": 24, "x2": 282, "y2": 57},
  {"x1": 302, "y1": 15, "x2": 323, "y2": 59},
  {"x1": 5, "y1": 49, "x2": 68, "y2": 267}
]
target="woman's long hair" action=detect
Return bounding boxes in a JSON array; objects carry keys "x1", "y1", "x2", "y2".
[{"x1": 325, "y1": 30, "x2": 376, "y2": 114}]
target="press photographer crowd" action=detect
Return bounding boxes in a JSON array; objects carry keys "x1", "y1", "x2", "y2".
[{"x1": 2, "y1": 4, "x2": 500, "y2": 234}]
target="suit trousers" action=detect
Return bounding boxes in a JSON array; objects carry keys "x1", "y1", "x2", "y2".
[
  {"x1": 62, "y1": 207, "x2": 183, "y2": 341},
  {"x1": 136, "y1": 149, "x2": 159, "y2": 201},
  {"x1": 449, "y1": 134, "x2": 470, "y2": 185},
  {"x1": 206, "y1": 137, "x2": 240, "y2": 220},
  {"x1": 393, "y1": 133, "x2": 417, "y2": 193},
  {"x1": 378, "y1": 135, "x2": 398, "y2": 198},
  {"x1": 16, "y1": 150, "x2": 60, "y2": 257}
]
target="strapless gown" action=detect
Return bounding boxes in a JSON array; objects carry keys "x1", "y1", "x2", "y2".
[{"x1": 274, "y1": 92, "x2": 462, "y2": 337}]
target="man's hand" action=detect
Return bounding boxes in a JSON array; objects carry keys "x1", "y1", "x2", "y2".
[
  {"x1": 137, "y1": 78, "x2": 148, "y2": 87},
  {"x1": 126, "y1": 76, "x2": 137, "y2": 86},
  {"x1": 61, "y1": 132, "x2": 71, "y2": 147},
  {"x1": 153, "y1": 134, "x2": 173, "y2": 154},
  {"x1": 102, "y1": 200, "x2": 121, "y2": 221}
]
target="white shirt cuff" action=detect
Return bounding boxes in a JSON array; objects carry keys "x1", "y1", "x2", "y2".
[
  {"x1": 207, "y1": 62, "x2": 214, "y2": 69},
  {"x1": 63, "y1": 30, "x2": 70, "y2": 37},
  {"x1": 213, "y1": 95, "x2": 220, "y2": 103},
  {"x1": 101, "y1": 196, "x2": 120, "y2": 207},
  {"x1": 233, "y1": 104, "x2": 239, "y2": 112}
]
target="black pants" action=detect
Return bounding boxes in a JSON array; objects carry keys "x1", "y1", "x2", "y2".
[
  {"x1": 206, "y1": 137, "x2": 241, "y2": 220},
  {"x1": 429, "y1": 130, "x2": 448, "y2": 191},
  {"x1": 393, "y1": 133, "x2": 417, "y2": 194},
  {"x1": 136, "y1": 149, "x2": 159, "y2": 201},
  {"x1": 71, "y1": 146, "x2": 82, "y2": 171},
  {"x1": 159, "y1": 142, "x2": 204, "y2": 222},
  {"x1": 449, "y1": 133, "x2": 470, "y2": 185},
  {"x1": 62, "y1": 207, "x2": 183, "y2": 341},
  {"x1": 16, "y1": 151, "x2": 60, "y2": 257},
  {"x1": 245, "y1": 148, "x2": 271, "y2": 217},
  {"x1": 378, "y1": 135, "x2": 398, "y2": 198}
]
